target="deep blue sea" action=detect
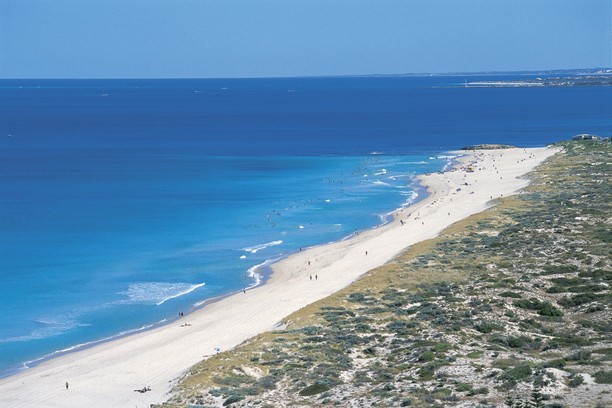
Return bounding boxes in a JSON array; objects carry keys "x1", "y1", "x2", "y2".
[{"x1": 0, "y1": 76, "x2": 609, "y2": 377}]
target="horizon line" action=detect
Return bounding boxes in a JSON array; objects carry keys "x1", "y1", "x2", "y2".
[{"x1": 1, "y1": 67, "x2": 611, "y2": 81}]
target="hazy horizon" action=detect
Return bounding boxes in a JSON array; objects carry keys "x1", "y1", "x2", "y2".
[{"x1": 2, "y1": 67, "x2": 610, "y2": 81}]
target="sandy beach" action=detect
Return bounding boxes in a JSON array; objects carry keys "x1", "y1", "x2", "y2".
[{"x1": 0, "y1": 146, "x2": 558, "y2": 408}]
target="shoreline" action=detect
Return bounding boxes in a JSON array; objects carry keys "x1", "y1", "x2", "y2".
[
  {"x1": 1, "y1": 160, "x2": 431, "y2": 381},
  {"x1": 3, "y1": 171, "x2": 424, "y2": 381},
  {"x1": 0, "y1": 146, "x2": 559, "y2": 408}
]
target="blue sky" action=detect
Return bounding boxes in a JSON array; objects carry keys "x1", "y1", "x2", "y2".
[{"x1": 1, "y1": 0, "x2": 610, "y2": 78}]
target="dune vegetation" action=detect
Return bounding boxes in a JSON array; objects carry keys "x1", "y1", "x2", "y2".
[{"x1": 157, "y1": 140, "x2": 610, "y2": 408}]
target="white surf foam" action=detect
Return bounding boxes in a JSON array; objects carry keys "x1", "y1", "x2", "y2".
[
  {"x1": 245, "y1": 258, "x2": 281, "y2": 288},
  {"x1": 246, "y1": 262, "x2": 265, "y2": 286},
  {"x1": 20, "y1": 318, "x2": 167, "y2": 371},
  {"x1": 398, "y1": 161, "x2": 428, "y2": 165},
  {"x1": 119, "y1": 282, "x2": 206, "y2": 306},
  {"x1": 401, "y1": 190, "x2": 419, "y2": 205},
  {"x1": 242, "y1": 240, "x2": 283, "y2": 254},
  {"x1": 0, "y1": 317, "x2": 89, "y2": 344}
]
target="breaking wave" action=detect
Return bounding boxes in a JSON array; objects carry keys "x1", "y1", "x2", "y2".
[
  {"x1": 119, "y1": 282, "x2": 206, "y2": 306},
  {"x1": 0, "y1": 317, "x2": 89, "y2": 344},
  {"x1": 242, "y1": 240, "x2": 283, "y2": 254}
]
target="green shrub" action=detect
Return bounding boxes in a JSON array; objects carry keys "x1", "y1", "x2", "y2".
[
  {"x1": 433, "y1": 342, "x2": 452, "y2": 352},
  {"x1": 348, "y1": 293, "x2": 366, "y2": 302},
  {"x1": 299, "y1": 382, "x2": 331, "y2": 396},
  {"x1": 223, "y1": 395, "x2": 244, "y2": 406},
  {"x1": 558, "y1": 293, "x2": 601, "y2": 307},
  {"x1": 538, "y1": 302, "x2": 564, "y2": 317},
  {"x1": 546, "y1": 285, "x2": 568, "y2": 294},
  {"x1": 386, "y1": 320, "x2": 416, "y2": 335},
  {"x1": 258, "y1": 376, "x2": 277, "y2": 390},
  {"x1": 475, "y1": 321, "x2": 502, "y2": 333},
  {"x1": 455, "y1": 382, "x2": 473, "y2": 392},
  {"x1": 471, "y1": 386, "x2": 489, "y2": 395},
  {"x1": 492, "y1": 359, "x2": 520, "y2": 369},
  {"x1": 432, "y1": 387, "x2": 452, "y2": 398},
  {"x1": 300, "y1": 326, "x2": 322, "y2": 335},
  {"x1": 550, "y1": 277, "x2": 582, "y2": 285},
  {"x1": 580, "y1": 269, "x2": 612, "y2": 281},
  {"x1": 505, "y1": 335, "x2": 541, "y2": 350},
  {"x1": 213, "y1": 375, "x2": 253, "y2": 387},
  {"x1": 363, "y1": 346, "x2": 377, "y2": 355},
  {"x1": 567, "y1": 349, "x2": 591, "y2": 362},
  {"x1": 542, "y1": 264, "x2": 578, "y2": 275},
  {"x1": 418, "y1": 363, "x2": 436, "y2": 380},
  {"x1": 568, "y1": 374, "x2": 584, "y2": 387},
  {"x1": 417, "y1": 351, "x2": 435, "y2": 362},
  {"x1": 569, "y1": 284, "x2": 606, "y2": 293},
  {"x1": 502, "y1": 364, "x2": 532, "y2": 382},
  {"x1": 513, "y1": 298, "x2": 564, "y2": 317},
  {"x1": 514, "y1": 298, "x2": 543, "y2": 310},
  {"x1": 500, "y1": 291, "x2": 522, "y2": 298},
  {"x1": 540, "y1": 359, "x2": 566, "y2": 369},
  {"x1": 593, "y1": 370, "x2": 612, "y2": 384},
  {"x1": 553, "y1": 333, "x2": 593, "y2": 347}
]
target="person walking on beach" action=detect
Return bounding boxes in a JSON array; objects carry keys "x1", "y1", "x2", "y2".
[{"x1": 65, "y1": 381, "x2": 69, "y2": 390}]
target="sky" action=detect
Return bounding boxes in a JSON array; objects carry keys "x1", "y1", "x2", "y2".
[{"x1": 0, "y1": 0, "x2": 610, "y2": 78}]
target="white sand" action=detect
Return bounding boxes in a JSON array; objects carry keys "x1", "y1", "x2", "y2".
[{"x1": 0, "y1": 147, "x2": 558, "y2": 408}]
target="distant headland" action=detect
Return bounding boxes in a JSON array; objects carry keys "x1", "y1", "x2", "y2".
[
  {"x1": 461, "y1": 144, "x2": 516, "y2": 150},
  {"x1": 463, "y1": 75, "x2": 612, "y2": 88}
]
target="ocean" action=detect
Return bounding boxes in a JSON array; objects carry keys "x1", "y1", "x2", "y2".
[{"x1": 0, "y1": 75, "x2": 609, "y2": 377}]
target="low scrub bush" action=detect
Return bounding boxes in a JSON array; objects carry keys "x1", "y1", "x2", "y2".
[
  {"x1": 593, "y1": 370, "x2": 612, "y2": 384},
  {"x1": 558, "y1": 293, "x2": 602, "y2": 307}
]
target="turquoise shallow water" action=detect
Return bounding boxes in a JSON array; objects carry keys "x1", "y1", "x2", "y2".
[{"x1": 0, "y1": 75, "x2": 609, "y2": 376}]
